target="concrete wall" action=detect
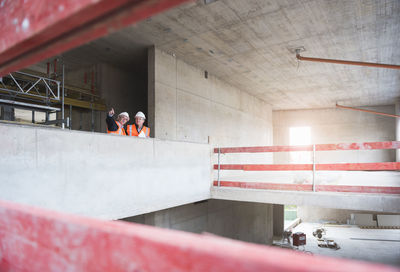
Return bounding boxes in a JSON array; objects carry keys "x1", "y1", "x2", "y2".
[
  {"x1": 148, "y1": 47, "x2": 273, "y2": 147},
  {"x1": 272, "y1": 106, "x2": 398, "y2": 221},
  {"x1": 122, "y1": 199, "x2": 274, "y2": 245},
  {"x1": 273, "y1": 204, "x2": 284, "y2": 237},
  {"x1": 0, "y1": 122, "x2": 211, "y2": 220},
  {"x1": 64, "y1": 65, "x2": 96, "y2": 92},
  {"x1": 66, "y1": 107, "x2": 106, "y2": 133},
  {"x1": 98, "y1": 63, "x2": 148, "y2": 131},
  {"x1": 273, "y1": 106, "x2": 396, "y2": 164}
]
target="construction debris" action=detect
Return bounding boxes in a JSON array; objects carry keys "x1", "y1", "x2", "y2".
[
  {"x1": 312, "y1": 226, "x2": 340, "y2": 250},
  {"x1": 317, "y1": 239, "x2": 341, "y2": 250},
  {"x1": 312, "y1": 227, "x2": 326, "y2": 239},
  {"x1": 293, "y1": 232, "x2": 306, "y2": 247}
]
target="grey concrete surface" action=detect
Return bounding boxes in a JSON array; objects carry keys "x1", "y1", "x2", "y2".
[
  {"x1": 122, "y1": 199, "x2": 274, "y2": 245},
  {"x1": 273, "y1": 204, "x2": 284, "y2": 237},
  {"x1": 0, "y1": 122, "x2": 211, "y2": 220},
  {"x1": 211, "y1": 187, "x2": 400, "y2": 213},
  {"x1": 273, "y1": 106, "x2": 397, "y2": 164},
  {"x1": 297, "y1": 206, "x2": 400, "y2": 225},
  {"x1": 289, "y1": 222, "x2": 400, "y2": 267},
  {"x1": 148, "y1": 47, "x2": 273, "y2": 149}
]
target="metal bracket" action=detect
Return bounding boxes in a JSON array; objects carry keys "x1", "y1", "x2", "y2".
[
  {"x1": 312, "y1": 144, "x2": 316, "y2": 192},
  {"x1": 287, "y1": 46, "x2": 306, "y2": 55},
  {"x1": 217, "y1": 147, "x2": 221, "y2": 187}
]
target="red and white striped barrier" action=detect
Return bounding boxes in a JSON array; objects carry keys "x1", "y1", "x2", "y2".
[{"x1": 214, "y1": 141, "x2": 400, "y2": 194}]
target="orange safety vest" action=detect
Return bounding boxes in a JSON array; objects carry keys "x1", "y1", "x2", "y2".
[
  {"x1": 127, "y1": 125, "x2": 150, "y2": 137},
  {"x1": 107, "y1": 121, "x2": 126, "y2": 135}
]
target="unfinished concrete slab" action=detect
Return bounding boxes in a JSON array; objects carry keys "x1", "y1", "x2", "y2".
[
  {"x1": 289, "y1": 222, "x2": 400, "y2": 267},
  {"x1": 211, "y1": 187, "x2": 400, "y2": 213}
]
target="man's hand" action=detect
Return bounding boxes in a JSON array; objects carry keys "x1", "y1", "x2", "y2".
[{"x1": 108, "y1": 108, "x2": 115, "y2": 117}]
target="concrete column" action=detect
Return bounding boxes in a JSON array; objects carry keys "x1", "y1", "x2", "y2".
[
  {"x1": 396, "y1": 100, "x2": 400, "y2": 162},
  {"x1": 231, "y1": 202, "x2": 273, "y2": 245},
  {"x1": 273, "y1": 204, "x2": 284, "y2": 237},
  {"x1": 147, "y1": 46, "x2": 155, "y2": 138},
  {"x1": 144, "y1": 211, "x2": 171, "y2": 228}
]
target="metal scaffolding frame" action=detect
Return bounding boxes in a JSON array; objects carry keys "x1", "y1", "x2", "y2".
[
  {"x1": 0, "y1": 69, "x2": 67, "y2": 127},
  {"x1": 0, "y1": 71, "x2": 60, "y2": 103}
]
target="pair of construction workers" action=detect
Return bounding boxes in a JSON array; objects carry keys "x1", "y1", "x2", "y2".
[{"x1": 106, "y1": 108, "x2": 150, "y2": 138}]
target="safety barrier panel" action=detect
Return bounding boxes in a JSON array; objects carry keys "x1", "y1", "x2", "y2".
[{"x1": 214, "y1": 141, "x2": 400, "y2": 194}]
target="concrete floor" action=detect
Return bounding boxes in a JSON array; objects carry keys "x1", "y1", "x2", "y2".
[{"x1": 287, "y1": 222, "x2": 400, "y2": 267}]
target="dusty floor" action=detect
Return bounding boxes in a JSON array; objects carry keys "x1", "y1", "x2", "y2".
[{"x1": 276, "y1": 222, "x2": 400, "y2": 267}]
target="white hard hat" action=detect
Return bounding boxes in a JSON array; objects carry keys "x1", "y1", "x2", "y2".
[
  {"x1": 118, "y1": 112, "x2": 129, "y2": 119},
  {"x1": 135, "y1": 111, "x2": 146, "y2": 119}
]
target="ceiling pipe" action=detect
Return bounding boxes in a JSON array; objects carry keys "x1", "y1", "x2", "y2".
[
  {"x1": 296, "y1": 50, "x2": 400, "y2": 70},
  {"x1": 336, "y1": 104, "x2": 400, "y2": 118}
]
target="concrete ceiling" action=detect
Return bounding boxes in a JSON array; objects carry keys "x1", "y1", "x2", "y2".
[
  {"x1": 128, "y1": 0, "x2": 400, "y2": 110},
  {"x1": 37, "y1": 0, "x2": 400, "y2": 110}
]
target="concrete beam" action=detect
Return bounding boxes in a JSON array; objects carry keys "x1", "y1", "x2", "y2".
[
  {"x1": 211, "y1": 187, "x2": 400, "y2": 213},
  {"x1": 0, "y1": 122, "x2": 211, "y2": 220}
]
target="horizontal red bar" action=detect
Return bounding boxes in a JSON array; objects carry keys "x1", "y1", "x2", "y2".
[
  {"x1": 213, "y1": 181, "x2": 312, "y2": 191},
  {"x1": 3, "y1": 200, "x2": 398, "y2": 272},
  {"x1": 213, "y1": 181, "x2": 400, "y2": 194},
  {"x1": 214, "y1": 141, "x2": 400, "y2": 153},
  {"x1": 215, "y1": 145, "x2": 313, "y2": 153},
  {"x1": 317, "y1": 185, "x2": 400, "y2": 194},
  {"x1": 214, "y1": 162, "x2": 400, "y2": 171}
]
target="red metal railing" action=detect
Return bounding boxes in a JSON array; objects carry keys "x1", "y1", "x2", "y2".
[
  {"x1": 214, "y1": 141, "x2": 400, "y2": 194},
  {"x1": 0, "y1": 199, "x2": 399, "y2": 272}
]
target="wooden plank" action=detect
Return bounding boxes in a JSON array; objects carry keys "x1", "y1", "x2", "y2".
[{"x1": 0, "y1": 199, "x2": 398, "y2": 272}]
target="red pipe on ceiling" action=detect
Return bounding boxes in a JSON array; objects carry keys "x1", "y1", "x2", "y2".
[
  {"x1": 336, "y1": 104, "x2": 400, "y2": 118},
  {"x1": 296, "y1": 53, "x2": 400, "y2": 70}
]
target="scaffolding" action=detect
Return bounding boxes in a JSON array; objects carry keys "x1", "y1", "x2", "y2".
[{"x1": 0, "y1": 63, "x2": 107, "y2": 131}]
